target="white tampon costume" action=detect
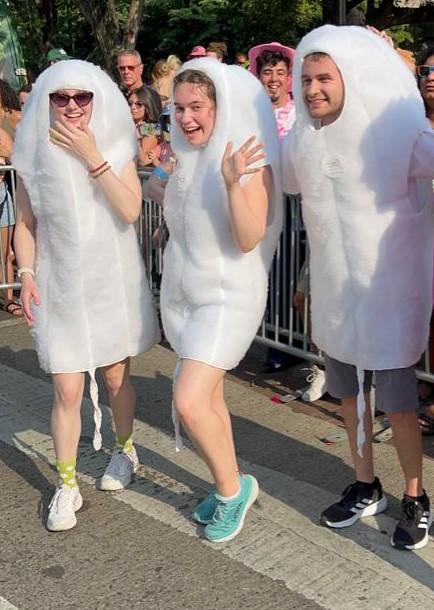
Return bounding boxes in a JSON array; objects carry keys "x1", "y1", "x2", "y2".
[
  {"x1": 282, "y1": 26, "x2": 434, "y2": 454},
  {"x1": 161, "y1": 58, "x2": 282, "y2": 371},
  {"x1": 13, "y1": 60, "x2": 160, "y2": 447}
]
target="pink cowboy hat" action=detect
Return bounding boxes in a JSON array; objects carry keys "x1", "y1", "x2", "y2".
[
  {"x1": 187, "y1": 45, "x2": 207, "y2": 60},
  {"x1": 248, "y1": 42, "x2": 296, "y2": 78}
]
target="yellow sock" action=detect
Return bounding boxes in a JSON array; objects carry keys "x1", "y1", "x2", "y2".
[
  {"x1": 56, "y1": 458, "x2": 78, "y2": 489},
  {"x1": 115, "y1": 434, "x2": 134, "y2": 454}
]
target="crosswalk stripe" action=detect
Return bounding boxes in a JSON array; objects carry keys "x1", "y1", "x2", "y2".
[
  {"x1": 0, "y1": 597, "x2": 19, "y2": 610},
  {"x1": 1, "y1": 360, "x2": 434, "y2": 610}
]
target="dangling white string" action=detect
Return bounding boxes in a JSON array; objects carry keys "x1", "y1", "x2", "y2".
[
  {"x1": 89, "y1": 368, "x2": 102, "y2": 451},
  {"x1": 356, "y1": 367, "x2": 366, "y2": 458},
  {"x1": 172, "y1": 360, "x2": 184, "y2": 452}
]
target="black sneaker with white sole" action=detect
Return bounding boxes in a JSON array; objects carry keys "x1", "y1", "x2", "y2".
[
  {"x1": 391, "y1": 491, "x2": 432, "y2": 550},
  {"x1": 321, "y1": 477, "x2": 387, "y2": 528}
]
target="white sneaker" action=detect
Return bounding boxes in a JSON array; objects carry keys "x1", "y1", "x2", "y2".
[
  {"x1": 47, "y1": 485, "x2": 83, "y2": 532},
  {"x1": 301, "y1": 365, "x2": 327, "y2": 402},
  {"x1": 99, "y1": 447, "x2": 139, "y2": 491}
]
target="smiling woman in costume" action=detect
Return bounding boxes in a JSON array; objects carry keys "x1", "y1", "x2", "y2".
[
  {"x1": 13, "y1": 60, "x2": 160, "y2": 532},
  {"x1": 146, "y1": 58, "x2": 282, "y2": 542}
]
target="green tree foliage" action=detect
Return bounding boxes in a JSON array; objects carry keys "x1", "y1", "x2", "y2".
[
  {"x1": 138, "y1": 0, "x2": 322, "y2": 72},
  {"x1": 5, "y1": 0, "x2": 434, "y2": 81},
  {"x1": 6, "y1": 0, "x2": 91, "y2": 78}
]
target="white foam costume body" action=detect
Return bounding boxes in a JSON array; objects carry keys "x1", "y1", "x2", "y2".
[
  {"x1": 283, "y1": 26, "x2": 434, "y2": 372},
  {"x1": 161, "y1": 59, "x2": 282, "y2": 370},
  {"x1": 13, "y1": 60, "x2": 160, "y2": 377}
]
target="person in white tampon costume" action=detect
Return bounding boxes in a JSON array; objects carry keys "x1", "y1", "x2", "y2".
[
  {"x1": 13, "y1": 60, "x2": 160, "y2": 532},
  {"x1": 282, "y1": 25, "x2": 434, "y2": 550},
  {"x1": 146, "y1": 58, "x2": 282, "y2": 543}
]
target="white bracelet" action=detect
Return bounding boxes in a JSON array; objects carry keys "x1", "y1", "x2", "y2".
[{"x1": 17, "y1": 267, "x2": 35, "y2": 278}]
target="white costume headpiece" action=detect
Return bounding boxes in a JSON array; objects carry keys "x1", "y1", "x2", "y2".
[{"x1": 14, "y1": 59, "x2": 136, "y2": 200}]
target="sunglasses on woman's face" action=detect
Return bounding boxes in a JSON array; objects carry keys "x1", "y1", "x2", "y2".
[
  {"x1": 128, "y1": 101, "x2": 145, "y2": 108},
  {"x1": 417, "y1": 65, "x2": 434, "y2": 78},
  {"x1": 49, "y1": 91, "x2": 94, "y2": 108}
]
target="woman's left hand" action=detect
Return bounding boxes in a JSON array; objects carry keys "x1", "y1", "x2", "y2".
[
  {"x1": 49, "y1": 119, "x2": 99, "y2": 165},
  {"x1": 221, "y1": 136, "x2": 266, "y2": 190}
]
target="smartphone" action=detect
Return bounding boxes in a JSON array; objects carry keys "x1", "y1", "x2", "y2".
[{"x1": 138, "y1": 122, "x2": 162, "y2": 138}]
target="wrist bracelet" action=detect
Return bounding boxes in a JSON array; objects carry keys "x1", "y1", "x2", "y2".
[
  {"x1": 17, "y1": 267, "x2": 35, "y2": 278},
  {"x1": 89, "y1": 160, "x2": 108, "y2": 175},
  {"x1": 153, "y1": 166, "x2": 169, "y2": 180},
  {"x1": 92, "y1": 164, "x2": 111, "y2": 179}
]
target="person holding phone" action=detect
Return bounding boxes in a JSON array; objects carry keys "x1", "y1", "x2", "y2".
[{"x1": 128, "y1": 86, "x2": 163, "y2": 167}]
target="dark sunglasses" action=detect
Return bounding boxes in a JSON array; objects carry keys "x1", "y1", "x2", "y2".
[
  {"x1": 118, "y1": 65, "x2": 140, "y2": 71},
  {"x1": 128, "y1": 100, "x2": 145, "y2": 108},
  {"x1": 417, "y1": 65, "x2": 434, "y2": 78},
  {"x1": 49, "y1": 91, "x2": 94, "y2": 108}
]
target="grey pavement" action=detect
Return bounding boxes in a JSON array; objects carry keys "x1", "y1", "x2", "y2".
[{"x1": 1, "y1": 320, "x2": 434, "y2": 610}]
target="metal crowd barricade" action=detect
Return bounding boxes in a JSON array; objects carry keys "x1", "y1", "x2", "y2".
[
  {"x1": 0, "y1": 166, "x2": 21, "y2": 295},
  {"x1": 5, "y1": 166, "x2": 434, "y2": 384}
]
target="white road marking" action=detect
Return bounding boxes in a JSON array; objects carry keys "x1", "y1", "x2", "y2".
[
  {"x1": 1, "y1": 361, "x2": 434, "y2": 610},
  {"x1": 0, "y1": 597, "x2": 19, "y2": 609}
]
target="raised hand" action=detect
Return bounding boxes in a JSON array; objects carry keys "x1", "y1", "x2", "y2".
[
  {"x1": 49, "y1": 118, "x2": 100, "y2": 167},
  {"x1": 221, "y1": 135, "x2": 266, "y2": 190}
]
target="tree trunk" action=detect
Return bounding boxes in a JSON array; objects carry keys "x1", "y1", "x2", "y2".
[
  {"x1": 73, "y1": 0, "x2": 121, "y2": 76},
  {"x1": 122, "y1": 0, "x2": 144, "y2": 49}
]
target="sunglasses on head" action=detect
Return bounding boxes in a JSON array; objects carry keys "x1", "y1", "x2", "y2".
[
  {"x1": 49, "y1": 91, "x2": 94, "y2": 108},
  {"x1": 417, "y1": 65, "x2": 434, "y2": 78}
]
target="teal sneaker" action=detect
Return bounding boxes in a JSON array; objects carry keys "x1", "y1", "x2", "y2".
[
  {"x1": 192, "y1": 491, "x2": 218, "y2": 524},
  {"x1": 204, "y1": 474, "x2": 259, "y2": 543}
]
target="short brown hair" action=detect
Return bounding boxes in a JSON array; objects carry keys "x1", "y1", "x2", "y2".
[
  {"x1": 173, "y1": 69, "x2": 217, "y2": 105},
  {"x1": 304, "y1": 52, "x2": 329, "y2": 62}
]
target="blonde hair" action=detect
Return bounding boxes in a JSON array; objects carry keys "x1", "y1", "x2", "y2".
[
  {"x1": 166, "y1": 55, "x2": 182, "y2": 72},
  {"x1": 152, "y1": 59, "x2": 170, "y2": 82},
  {"x1": 152, "y1": 55, "x2": 182, "y2": 83}
]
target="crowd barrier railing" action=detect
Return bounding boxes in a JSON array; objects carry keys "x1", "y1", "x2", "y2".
[{"x1": 4, "y1": 166, "x2": 433, "y2": 384}]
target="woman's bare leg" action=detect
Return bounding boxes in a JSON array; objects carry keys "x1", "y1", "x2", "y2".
[
  {"x1": 101, "y1": 358, "x2": 135, "y2": 439},
  {"x1": 174, "y1": 359, "x2": 239, "y2": 497},
  {"x1": 51, "y1": 372, "x2": 85, "y2": 461}
]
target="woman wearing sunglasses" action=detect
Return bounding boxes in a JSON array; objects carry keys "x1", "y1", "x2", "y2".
[
  {"x1": 12, "y1": 60, "x2": 160, "y2": 531},
  {"x1": 127, "y1": 85, "x2": 163, "y2": 167}
]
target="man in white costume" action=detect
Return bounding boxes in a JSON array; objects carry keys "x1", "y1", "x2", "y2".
[
  {"x1": 13, "y1": 60, "x2": 160, "y2": 532},
  {"x1": 283, "y1": 25, "x2": 434, "y2": 550}
]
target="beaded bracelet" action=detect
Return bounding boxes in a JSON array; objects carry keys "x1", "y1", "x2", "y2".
[
  {"x1": 92, "y1": 164, "x2": 111, "y2": 179},
  {"x1": 89, "y1": 160, "x2": 108, "y2": 175}
]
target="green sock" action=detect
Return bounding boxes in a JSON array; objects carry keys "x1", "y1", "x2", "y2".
[
  {"x1": 56, "y1": 458, "x2": 78, "y2": 489},
  {"x1": 115, "y1": 434, "x2": 134, "y2": 454}
]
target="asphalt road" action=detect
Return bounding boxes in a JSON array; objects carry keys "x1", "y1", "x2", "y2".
[{"x1": 1, "y1": 319, "x2": 434, "y2": 610}]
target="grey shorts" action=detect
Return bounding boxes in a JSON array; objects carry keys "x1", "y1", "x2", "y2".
[{"x1": 323, "y1": 354, "x2": 418, "y2": 413}]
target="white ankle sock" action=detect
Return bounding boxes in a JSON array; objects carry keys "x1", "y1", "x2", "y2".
[{"x1": 216, "y1": 486, "x2": 241, "y2": 502}]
